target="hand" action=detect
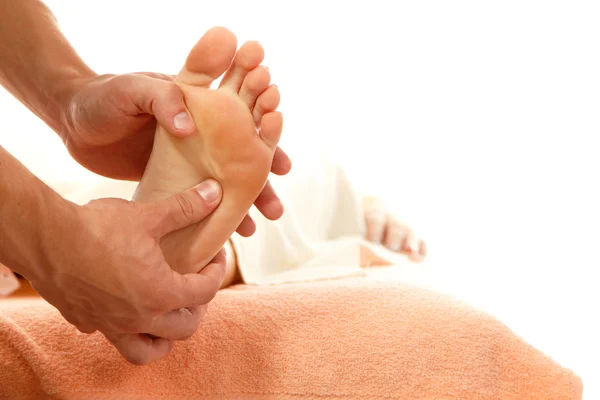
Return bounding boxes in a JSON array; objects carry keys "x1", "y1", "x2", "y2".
[
  {"x1": 363, "y1": 197, "x2": 427, "y2": 262},
  {"x1": 60, "y1": 73, "x2": 291, "y2": 234},
  {"x1": 28, "y1": 179, "x2": 227, "y2": 365}
]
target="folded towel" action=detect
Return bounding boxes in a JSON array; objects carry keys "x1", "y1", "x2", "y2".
[{"x1": 0, "y1": 278, "x2": 582, "y2": 399}]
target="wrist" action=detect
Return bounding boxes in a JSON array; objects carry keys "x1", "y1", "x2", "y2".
[
  {"x1": 5, "y1": 187, "x2": 74, "y2": 283},
  {"x1": 48, "y1": 67, "x2": 98, "y2": 136},
  {"x1": 32, "y1": 188, "x2": 80, "y2": 283}
]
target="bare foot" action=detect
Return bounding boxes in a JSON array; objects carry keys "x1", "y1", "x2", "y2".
[
  {"x1": 363, "y1": 197, "x2": 427, "y2": 262},
  {"x1": 133, "y1": 27, "x2": 282, "y2": 274}
]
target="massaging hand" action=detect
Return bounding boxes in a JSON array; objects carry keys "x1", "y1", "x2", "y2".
[
  {"x1": 28, "y1": 180, "x2": 226, "y2": 365},
  {"x1": 61, "y1": 73, "x2": 291, "y2": 235},
  {"x1": 363, "y1": 196, "x2": 427, "y2": 262}
]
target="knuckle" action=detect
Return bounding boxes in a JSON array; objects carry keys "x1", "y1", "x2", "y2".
[
  {"x1": 118, "y1": 73, "x2": 138, "y2": 85},
  {"x1": 122, "y1": 318, "x2": 148, "y2": 334},
  {"x1": 106, "y1": 76, "x2": 134, "y2": 105},
  {"x1": 156, "y1": 81, "x2": 184, "y2": 106},
  {"x1": 174, "y1": 194, "x2": 196, "y2": 223},
  {"x1": 165, "y1": 81, "x2": 183, "y2": 97},
  {"x1": 139, "y1": 294, "x2": 164, "y2": 315}
]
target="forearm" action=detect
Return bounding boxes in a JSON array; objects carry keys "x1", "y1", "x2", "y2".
[
  {"x1": 0, "y1": 146, "x2": 72, "y2": 280},
  {"x1": 0, "y1": 0, "x2": 95, "y2": 133}
]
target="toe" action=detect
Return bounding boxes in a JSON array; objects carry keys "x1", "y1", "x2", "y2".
[
  {"x1": 177, "y1": 27, "x2": 238, "y2": 87},
  {"x1": 365, "y1": 211, "x2": 386, "y2": 244},
  {"x1": 270, "y1": 146, "x2": 292, "y2": 175},
  {"x1": 239, "y1": 66, "x2": 271, "y2": 109},
  {"x1": 252, "y1": 85, "x2": 280, "y2": 124},
  {"x1": 383, "y1": 224, "x2": 408, "y2": 253},
  {"x1": 254, "y1": 180, "x2": 284, "y2": 220},
  {"x1": 219, "y1": 41, "x2": 264, "y2": 92},
  {"x1": 235, "y1": 214, "x2": 256, "y2": 237},
  {"x1": 402, "y1": 231, "x2": 421, "y2": 257},
  {"x1": 258, "y1": 111, "x2": 283, "y2": 150}
]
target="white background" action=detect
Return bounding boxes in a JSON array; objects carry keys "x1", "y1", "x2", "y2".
[{"x1": 1, "y1": 0, "x2": 598, "y2": 397}]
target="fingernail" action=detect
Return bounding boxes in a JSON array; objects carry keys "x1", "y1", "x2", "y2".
[
  {"x1": 179, "y1": 307, "x2": 192, "y2": 316},
  {"x1": 197, "y1": 180, "x2": 221, "y2": 202},
  {"x1": 389, "y1": 243, "x2": 401, "y2": 252},
  {"x1": 173, "y1": 112, "x2": 194, "y2": 131}
]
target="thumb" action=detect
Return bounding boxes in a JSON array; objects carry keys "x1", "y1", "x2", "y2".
[
  {"x1": 147, "y1": 179, "x2": 222, "y2": 238},
  {"x1": 105, "y1": 332, "x2": 173, "y2": 366},
  {"x1": 134, "y1": 75, "x2": 196, "y2": 137}
]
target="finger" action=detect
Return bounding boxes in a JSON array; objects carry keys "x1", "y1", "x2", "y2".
[
  {"x1": 64, "y1": 317, "x2": 96, "y2": 334},
  {"x1": 235, "y1": 214, "x2": 257, "y2": 237},
  {"x1": 147, "y1": 180, "x2": 222, "y2": 238},
  {"x1": 145, "y1": 307, "x2": 201, "y2": 341},
  {"x1": 364, "y1": 210, "x2": 387, "y2": 244},
  {"x1": 270, "y1": 146, "x2": 292, "y2": 176},
  {"x1": 254, "y1": 180, "x2": 284, "y2": 221},
  {"x1": 164, "y1": 249, "x2": 227, "y2": 310},
  {"x1": 146, "y1": 304, "x2": 208, "y2": 341},
  {"x1": 105, "y1": 332, "x2": 173, "y2": 366},
  {"x1": 75, "y1": 325, "x2": 97, "y2": 334},
  {"x1": 130, "y1": 75, "x2": 195, "y2": 136}
]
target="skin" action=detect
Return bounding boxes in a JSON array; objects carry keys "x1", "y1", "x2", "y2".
[
  {"x1": 0, "y1": 0, "x2": 289, "y2": 364},
  {"x1": 220, "y1": 196, "x2": 427, "y2": 288},
  {"x1": 0, "y1": 147, "x2": 226, "y2": 364},
  {"x1": 363, "y1": 196, "x2": 427, "y2": 263}
]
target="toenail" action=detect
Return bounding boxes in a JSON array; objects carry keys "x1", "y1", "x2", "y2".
[
  {"x1": 389, "y1": 243, "x2": 401, "y2": 252},
  {"x1": 173, "y1": 112, "x2": 194, "y2": 132},
  {"x1": 409, "y1": 242, "x2": 419, "y2": 253},
  {"x1": 369, "y1": 236, "x2": 381, "y2": 244}
]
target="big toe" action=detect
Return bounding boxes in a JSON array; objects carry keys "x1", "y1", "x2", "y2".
[
  {"x1": 219, "y1": 40, "x2": 265, "y2": 93},
  {"x1": 176, "y1": 27, "x2": 238, "y2": 87}
]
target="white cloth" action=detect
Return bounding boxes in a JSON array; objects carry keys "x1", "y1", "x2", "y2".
[
  {"x1": 229, "y1": 154, "x2": 368, "y2": 284},
  {"x1": 62, "y1": 154, "x2": 403, "y2": 285}
]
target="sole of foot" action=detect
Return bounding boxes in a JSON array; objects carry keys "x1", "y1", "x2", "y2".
[{"x1": 133, "y1": 27, "x2": 282, "y2": 274}]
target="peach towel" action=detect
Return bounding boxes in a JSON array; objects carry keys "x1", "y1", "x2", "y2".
[{"x1": 0, "y1": 278, "x2": 582, "y2": 399}]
